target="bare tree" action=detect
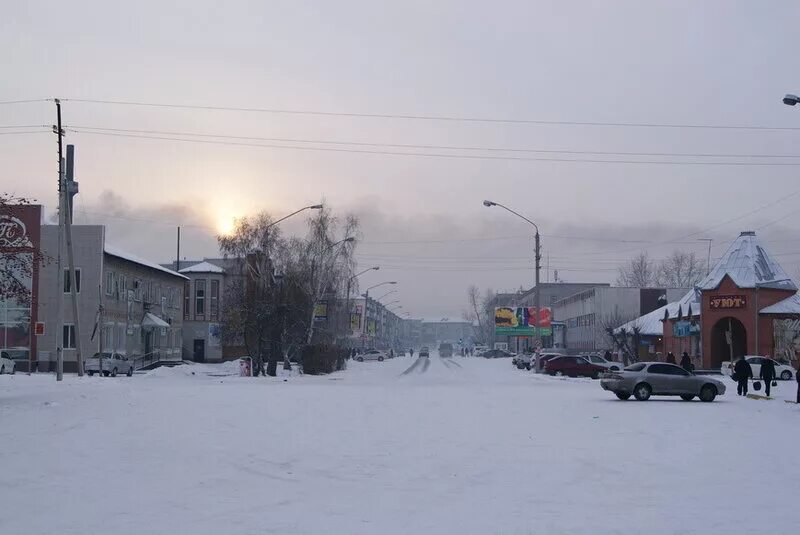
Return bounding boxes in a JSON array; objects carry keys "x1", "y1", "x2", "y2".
[
  {"x1": 656, "y1": 251, "x2": 705, "y2": 287},
  {"x1": 463, "y1": 286, "x2": 496, "y2": 344},
  {"x1": 596, "y1": 310, "x2": 640, "y2": 365},
  {"x1": 616, "y1": 252, "x2": 657, "y2": 288}
]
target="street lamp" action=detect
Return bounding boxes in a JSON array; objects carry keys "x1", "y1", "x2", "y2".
[
  {"x1": 362, "y1": 281, "x2": 397, "y2": 346},
  {"x1": 266, "y1": 204, "x2": 323, "y2": 230},
  {"x1": 483, "y1": 199, "x2": 542, "y2": 351},
  {"x1": 783, "y1": 94, "x2": 799, "y2": 106},
  {"x1": 375, "y1": 289, "x2": 397, "y2": 301}
]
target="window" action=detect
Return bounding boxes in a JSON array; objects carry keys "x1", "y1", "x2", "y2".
[
  {"x1": 195, "y1": 280, "x2": 206, "y2": 316},
  {"x1": 119, "y1": 275, "x2": 127, "y2": 301},
  {"x1": 62, "y1": 324, "x2": 76, "y2": 349},
  {"x1": 210, "y1": 280, "x2": 219, "y2": 319},
  {"x1": 63, "y1": 268, "x2": 81, "y2": 293},
  {"x1": 133, "y1": 279, "x2": 142, "y2": 301},
  {"x1": 184, "y1": 282, "x2": 191, "y2": 319},
  {"x1": 648, "y1": 364, "x2": 684, "y2": 375},
  {"x1": 625, "y1": 363, "x2": 647, "y2": 372},
  {"x1": 105, "y1": 271, "x2": 114, "y2": 296}
]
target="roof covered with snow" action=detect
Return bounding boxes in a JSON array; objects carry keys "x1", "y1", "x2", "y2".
[
  {"x1": 615, "y1": 288, "x2": 701, "y2": 335},
  {"x1": 666, "y1": 288, "x2": 702, "y2": 320},
  {"x1": 697, "y1": 231, "x2": 797, "y2": 291},
  {"x1": 104, "y1": 244, "x2": 188, "y2": 280},
  {"x1": 179, "y1": 261, "x2": 225, "y2": 274},
  {"x1": 760, "y1": 293, "x2": 800, "y2": 315}
]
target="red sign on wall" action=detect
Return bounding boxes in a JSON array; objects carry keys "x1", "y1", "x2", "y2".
[{"x1": 709, "y1": 295, "x2": 747, "y2": 309}]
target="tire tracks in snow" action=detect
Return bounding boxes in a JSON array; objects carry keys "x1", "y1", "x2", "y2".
[
  {"x1": 400, "y1": 357, "x2": 432, "y2": 376},
  {"x1": 440, "y1": 358, "x2": 462, "y2": 370}
]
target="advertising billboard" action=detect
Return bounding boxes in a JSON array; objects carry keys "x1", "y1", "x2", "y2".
[
  {"x1": 312, "y1": 302, "x2": 328, "y2": 322},
  {"x1": 494, "y1": 306, "x2": 552, "y2": 336}
]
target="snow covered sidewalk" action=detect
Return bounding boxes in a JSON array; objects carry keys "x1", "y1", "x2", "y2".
[{"x1": 1, "y1": 357, "x2": 798, "y2": 535}]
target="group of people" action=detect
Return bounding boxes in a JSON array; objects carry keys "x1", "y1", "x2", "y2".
[{"x1": 665, "y1": 351, "x2": 694, "y2": 372}]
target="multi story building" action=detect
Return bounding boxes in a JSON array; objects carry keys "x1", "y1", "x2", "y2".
[
  {"x1": 421, "y1": 320, "x2": 474, "y2": 346},
  {"x1": 36, "y1": 225, "x2": 186, "y2": 372},
  {"x1": 553, "y1": 286, "x2": 689, "y2": 352}
]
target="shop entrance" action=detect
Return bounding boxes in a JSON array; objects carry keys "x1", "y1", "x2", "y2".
[{"x1": 710, "y1": 317, "x2": 747, "y2": 369}]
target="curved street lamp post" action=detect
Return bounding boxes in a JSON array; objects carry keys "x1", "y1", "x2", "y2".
[{"x1": 483, "y1": 200, "x2": 542, "y2": 351}]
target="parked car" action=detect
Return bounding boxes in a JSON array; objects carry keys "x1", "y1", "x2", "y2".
[
  {"x1": 535, "y1": 353, "x2": 565, "y2": 372},
  {"x1": 544, "y1": 356, "x2": 606, "y2": 379},
  {"x1": 581, "y1": 354, "x2": 624, "y2": 372},
  {"x1": 419, "y1": 346, "x2": 430, "y2": 358},
  {"x1": 482, "y1": 349, "x2": 515, "y2": 359},
  {"x1": 721, "y1": 356, "x2": 795, "y2": 381},
  {"x1": 473, "y1": 345, "x2": 489, "y2": 355},
  {"x1": 600, "y1": 362, "x2": 726, "y2": 402},
  {"x1": 438, "y1": 343, "x2": 454, "y2": 358},
  {"x1": 0, "y1": 351, "x2": 16, "y2": 374},
  {"x1": 516, "y1": 353, "x2": 533, "y2": 370},
  {"x1": 85, "y1": 352, "x2": 134, "y2": 377},
  {"x1": 356, "y1": 349, "x2": 386, "y2": 362}
]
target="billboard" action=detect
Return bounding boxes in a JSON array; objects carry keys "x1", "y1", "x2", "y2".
[
  {"x1": 494, "y1": 306, "x2": 552, "y2": 336},
  {"x1": 350, "y1": 313, "x2": 361, "y2": 331}
]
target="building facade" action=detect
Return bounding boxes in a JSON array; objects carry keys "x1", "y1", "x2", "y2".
[
  {"x1": 36, "y1": 225, "x2": 186, "y2": 372},
  {"x1": 420, "y1": 321, "x2": 474, "y2": 346}
]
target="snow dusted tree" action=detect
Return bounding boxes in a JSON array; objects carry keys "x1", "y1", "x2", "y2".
[
  {"x1": 656, "y1": 251, "x2": 705, "y2": 288},
  {"x1": 616, "y1": 252, "x2": 658, "y2": 288},
  {"x1": 463, "y1": 285, "x2": 496, "y2": 344},
  {"x1": 597, "y1": 310, "x2": 641, "y2": 365}
]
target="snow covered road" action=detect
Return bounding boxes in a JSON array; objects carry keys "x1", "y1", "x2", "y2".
[{"x1": 1, "y1": 356, "x2": 799, "y2": 535}]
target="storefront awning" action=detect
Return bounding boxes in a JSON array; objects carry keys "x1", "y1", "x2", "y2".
[{"x1": 142, "y1": 313, "x2": 169, "y2": 329}]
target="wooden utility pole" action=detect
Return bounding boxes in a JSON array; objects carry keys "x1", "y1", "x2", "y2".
[
  {"x1": 64, "y1": 144, "x2": 84, "y2": 376},
  {"x1": 55, "y1": 99, "x2": 64, "y2": 381}
]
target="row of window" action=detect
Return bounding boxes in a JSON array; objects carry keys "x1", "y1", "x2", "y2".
[
  {"x1": 61, "y1": 323, "x2": 183, "y2": 351},
  {"x1": 103, "y1": 270, "x2": 181, "y2": 310},
  {"x1": 565, "y1": 313, "x2": 595, "y2": 329},
  {"x1": 184, "y1": 279, "x2": 219, "y2": 321}
]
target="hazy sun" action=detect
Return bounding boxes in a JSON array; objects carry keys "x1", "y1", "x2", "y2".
[{"x1": 217, "y1": 216, "x2": 237, "y2": 236}]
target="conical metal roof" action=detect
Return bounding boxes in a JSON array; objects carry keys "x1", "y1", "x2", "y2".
[{"x1": 696, "y1": 231, "x2": 797, "y2": 291}]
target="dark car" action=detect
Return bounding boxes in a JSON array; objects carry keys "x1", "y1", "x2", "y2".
[
  {"x1": 535, "y1": 353, "x2": 565, "y2": 372},
  {"x1": 482, "y1": 349, "x2": 514, "y2": 359},
  {"x1": 438, "y1": 343, "x2": 454, "y2": 358},
  {"x1": 419, "y1": 346, "x2": 430, "y2": 358},
  {"x1": 544, "y1": 356, "x2": 606, "y2": 379}
]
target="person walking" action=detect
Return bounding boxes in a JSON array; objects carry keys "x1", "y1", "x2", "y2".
[
  {"x1": 680, "y1": 352, "x2": 692, "y2": 372},
  {"x1": 760, "y1": 358, "x2": 777, "y2": 397},
  {"x1": 733, "y1": 356, "x2": 753, "y2": 396},
  {"x1": 409, "y1": 348, "x2": 414, "y2": 358},
  {"x1": 666, "y1": 352, "x2": 676, "y2": 364},
  {"x1": 795, "y1": 364, "x2": 800, "y2": 404}
]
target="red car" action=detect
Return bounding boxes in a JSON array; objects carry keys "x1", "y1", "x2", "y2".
[{"x1": 544, "y1": 356, "x2": 606, "y2": 379}]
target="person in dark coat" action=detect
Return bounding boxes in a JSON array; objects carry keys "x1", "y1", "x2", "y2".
[
  {"x1": 733, "y1": 356, "x2": 753, "y2": 396},
  {"x1": 795, "y1": 365, "x2": 800, "y2": 404},
  {"x1": 604, "y1": 350, "x2": 613, "y2": 362},
  {"x1": 666, "y1": 352, "x2": 676, "y2": 364},
  {"x1": 680, "y1": 352, "x2": 692, "y2": 372},
  {"x1": 760, "y1": 358, "x2": 777, "y2": 397}
]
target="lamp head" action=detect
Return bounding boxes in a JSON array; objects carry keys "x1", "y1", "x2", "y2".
[
  {"x1": 783, "y1": 94, "x2": 799, "y2": 106},
  {"x1": 483, "y1": 200, "x2": 496, "y2": 207},
  {"x1": 309, "y1": 204, "x2": 324, "y2": 210}
]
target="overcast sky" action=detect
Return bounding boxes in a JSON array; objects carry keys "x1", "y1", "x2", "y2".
[{"x1": 3, "y1": 1, "x2": 800, "y2": 318}]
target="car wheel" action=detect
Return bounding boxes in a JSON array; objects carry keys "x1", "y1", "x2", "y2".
[
  {"x1": 781, "y1": 370, "x2": 792, "y2": 381},
  {"x1": 525, "y1": 364, "x2": 531, "y2": 370},
  {"x1": 680, "y1": 394, "x2": 695, "y2": 401},
  {"x1": 699, "y1": 384, "x2": 717, "y2": 402},
  {"x1": 554, "y1": 371, "x2": 563, "y2": 377},
  {"x1": 126, "y1": 367, "x2": 133, "y2": 377},
  {"x1": 103, "y1": 371, "x2": 110, "y2": 377},
  {"x1": 591, "y1": 371, "x2": 600, "y2": 380},
  {"x1": 378, "y1": 356, "x2": 384, "y2": 361},
  {"x1": 111, "y1": 368, "x2": 118, "y2": 377},
  {"x1": 633, "y1": 383, "x2": 652, "y2": 401},
  {"x1": 357, "y1": 357, "x2": 364, "y2": 362},
  {"x1": 88, "y1": 371, "x2": 94, "y2": 376},
  {"x1": 615, "y1": 392, "x2": 631, "y2": 401}
]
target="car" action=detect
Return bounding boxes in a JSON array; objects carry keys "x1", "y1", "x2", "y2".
[
  {"x1": 0, "y1": 351, "x2": 16, "y2": 374},
  {"x1": 438, "y1": 343, "x2": 454, "y2": 358},
  {"x1": 473, "y1": 345, "x2": 488, "y2": 355},
  {"x1": 581, "y1": 354, "x2": 624, "y2": 372},
  {"x1": 516, "y1": 353, "x2": 533, "y2": 370},
  {"x1": 545, "y1": 356, "x2": 606, "y2": 379},
  {"x1": 600, "y1": 362, "x2": 726, "y2": 402},
  {"x1": 721, "y1": 356, "x2": 795, "y2": 381},
  {"x1": 481, "y1": 349, "x2": 514, "y2": 359},
  {"x1": 356, "y1": 349, "x2": 386, "y2": 362},
  {"x1": 419, "y1": 347, "x2": 430, "y2": 357},
  {"x1": 535, "y1": 353, "x2": 566, "y2": 372},
  {"x1": 85, "y1": 352, "x2": 134, "y2": 377}
]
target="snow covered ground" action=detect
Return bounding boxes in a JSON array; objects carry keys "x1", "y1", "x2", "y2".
[{"x1": 1, "y1": 355, "x2": 799, "y2": 535}]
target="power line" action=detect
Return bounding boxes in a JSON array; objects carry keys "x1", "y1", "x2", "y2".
[
  {"x1": 63, "y1": 98, "x2": 800, "y2": 131},
  {"x1": 0, "y1": 125, "x2": 50, "y2": 129},
  {"x1": 66, "y1": 125, "x2": 800, "y2": 159},
  {"x1": 0, "y1": 98, "x2": 51, "y2": 105},
  {"x1": 0, "y1": 130, "x2": 51, "y2": 136},
  {"x1": 67, "y1": 129, "x2": 800, "y2": 166}
]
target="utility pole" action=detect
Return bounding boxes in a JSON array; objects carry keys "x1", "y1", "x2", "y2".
[
  {"x1": 698, "y1": 238, "x2": 713, "y2": 276},
  {"x1": 64, "y1": 143, "x2": 84, "y2": 376},
  {"x1": 176, "y1": 227, "x2": 181, "y2": 272},
  {"x1": 54, "y1": 99, "x2": 64, "y2": 381},
  {"x1": 534, "y1": 231, "x2": 542, "y2": 351}
]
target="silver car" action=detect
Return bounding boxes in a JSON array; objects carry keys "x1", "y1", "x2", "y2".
[
  {"x1": 85, "y1": 352, "x2": 134, "y2": 377},
  {"x1": 600, "y1": 362, "x2": 726, "y2": 402}
]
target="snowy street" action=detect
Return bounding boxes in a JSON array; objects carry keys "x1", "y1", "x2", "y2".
[{"x1": 2, "y1": 356, "x2": 799, "y2": 535}]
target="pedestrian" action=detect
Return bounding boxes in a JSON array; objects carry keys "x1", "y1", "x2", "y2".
[
  {"x1": 733, "y1": 355, "x2": 753, "y2": 396},
  {"x1": 795, "y1": 364, "x2": 800, "y2": 404},
  {"x1": 760, "y1": 357, "x2": 777, "y2": 397},
  {"x1": 604, "y1": 350, "x2": 613, "y2": 362},
  {"x1": 680, "y1": 352, "x2": 692, "y2": 372},
  {"x1": 409, "y1": 348, "x2": 414, "y2": 358},
  {"x1": 666, "y1": 352, "x2": 676, "y2": 364}
]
